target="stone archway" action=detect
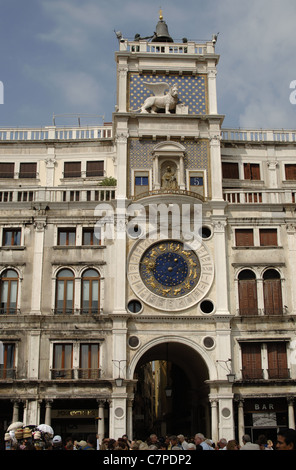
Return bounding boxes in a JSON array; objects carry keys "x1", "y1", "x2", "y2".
[{"x1": 129, "y1": 338, "x2": 215, "y2": 440}]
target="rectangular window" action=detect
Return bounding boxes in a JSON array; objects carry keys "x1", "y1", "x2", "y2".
[
  {"x1": 0, "y1": 163, "x2": 14, "y2": 178},
  {"x1": 238, "y1": 277, "x2": 258, "y2": 316},
  {"x1": 79, "y1": 344, "x2": 100, "y2": 379},
  {"x1": 58, "y1": 228, "x2": 76, "y2": 246},
  {"x1": 19, "y1": 162, "x2": 37, "y2": 178},
  {"x1": 82, "y1": 228, "x2": 101, "y2": 246},
  {"x1": 222, "y1": 162, "x2": 239, "y2": 179},
  {"x1": 86, "y1": 161, "x2": 104, "y2": 177},
  {"x1": 190, "y1": 176, "x2": 204, "y2": 186},
  {"x1": 285, "y1": 164, "x2": 296, "y2": 180},
  {"x1": 263, "y1": 277, "x2": 283, "y2": 315},
  {"x1": 64, "y1": 162, "x2": 81, "y2": 178},
  {"x1": 241, "y1": 343, "x2": 263, "y2": 379},
  {"x1": 267, "y1": 343, "x2": 289, "y2": 379},
  {"x1": 244, "y1": 163, "x2": 260, "y2": 180},
  {"x1": 259, "y1": 229, "x2": 278, "y2": 246},
  {"x1": 134, "y1": 173, "x2": 149, "y2": 197},
  {"x1": 235, "y1": 229, "x2": 254, "y2": 247},
  {"x1": 52, "y1": 344, "x2": 73, "y2": 379},
  {"x1": 135, "y1": 176, "x2": 149, "y2": 186},
  {"x1": 2, "y1": 228, "x2": 21, "y2": 246},
  {"x1": 0, "y1": 343, "x2": 15, "y2": 379}
]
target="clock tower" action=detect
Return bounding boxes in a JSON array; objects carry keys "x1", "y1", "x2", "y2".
[{"x1": 111, "y1": 12, "x2": 233, "y2": 440}]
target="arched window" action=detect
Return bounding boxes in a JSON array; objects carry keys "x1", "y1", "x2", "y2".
[
  {"x1": 238, "y1": 270, "x2": 258, "y2": 316},
  {"x1": 81, "y1": 269, "x2": 100, "y2": 315},
  {"x1": 0, "y1": 269, "x2": 18, "y2": 314},
  {"x1": 55, "y1": 269, "x2": 74, "y2": 314},
  {"x1": 263, "y1": 269, "x2": 283, "y2": 315}
]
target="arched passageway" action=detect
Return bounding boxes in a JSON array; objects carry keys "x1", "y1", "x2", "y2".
[{"x1": 132, "y1": 341, "x2": 210, "y2": 440}]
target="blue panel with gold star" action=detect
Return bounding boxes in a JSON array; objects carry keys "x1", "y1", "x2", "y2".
[
  {"x1": 129, "y1": 73, "x2": 207, "y2": 115},
  {"x1": 139, "y1": 240, "x2": 201, "y2": 298}
]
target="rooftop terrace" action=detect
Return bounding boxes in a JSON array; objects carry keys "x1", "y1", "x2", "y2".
[{"x1": 0, "y1": 126, "x2": 296, "y2": 143}]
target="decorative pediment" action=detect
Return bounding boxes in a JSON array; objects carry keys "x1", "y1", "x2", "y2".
[{"x1": 152, "y1": 141, "x2": 186, "y2": 156}]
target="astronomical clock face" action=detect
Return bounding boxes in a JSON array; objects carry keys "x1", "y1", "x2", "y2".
[
  {"x1": 140, "y1": 241, "x2": 200, "y2": 298},
  {"x1": 127, "y1": 239, "x2": 214, "y2": 312}
]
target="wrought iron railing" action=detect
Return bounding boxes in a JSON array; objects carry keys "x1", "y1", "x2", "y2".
[
  {"x1": 241, "y1": 368, "x2": 264, "y2": 380},
  {"x1": 0, "y1": 368, "x2": 16, "y2": 379},
  {"x1": 51, "y1": 369, "x2": 75, "y2": 380},
  {"x1": 51, "y1": 368, "x2": 101, "y2": 380},
  {"x1": 267, "y1": 368, "x2": 290, "y2": 379}
]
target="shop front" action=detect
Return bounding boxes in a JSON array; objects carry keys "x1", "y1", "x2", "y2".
[
  {"x1": 50, "y1": 399, "x2": 109, "y2": 443},
  {"x1": 240, "y1": 397, "x2": 292, "y2": 445}
]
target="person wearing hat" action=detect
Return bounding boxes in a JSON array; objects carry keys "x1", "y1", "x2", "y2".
[
  {"x1": 76, "y1": 440, "x2": 87, "y2": 450},
  {"x1": 52, "y1": 435, "x2": 64, "y2": 450},
  {"x1": 82, "y1": 434, "x2": 96, "y2": 450}
]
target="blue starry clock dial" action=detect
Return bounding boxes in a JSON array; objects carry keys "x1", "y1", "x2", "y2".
[{"x1": 140, "y1": 241, "x2": 201, "y2": 298}]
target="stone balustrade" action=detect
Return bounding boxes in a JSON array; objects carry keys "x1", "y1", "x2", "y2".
[
  {"x1": 119, "y1": 39, "x2": 215, "y2": 55},
  {"x1": 222, "y1": 128, "x2": 296, "y2": 143},
  {"x1": 223, "y1": 188, "x2": 296, "y2": 204},
  {"x1": 0, "y1": 186, "x2": 116, "y2": 204},
  {"x1": 0, "y1": 125, "x2": 112, "y2": 141}
]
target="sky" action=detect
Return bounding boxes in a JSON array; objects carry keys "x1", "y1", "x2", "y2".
[{"x1": 1, "y1": 0, "x2": 296, "y2": 129}]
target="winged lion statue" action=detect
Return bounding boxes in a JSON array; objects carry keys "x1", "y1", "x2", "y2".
[{"x1": 134, "y1": 82, "x2": 179, "y2": 114}]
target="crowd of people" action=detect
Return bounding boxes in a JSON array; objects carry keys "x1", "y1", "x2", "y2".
[{"x1": 4, "y1": 425, "x2": 296, "y2": 450}]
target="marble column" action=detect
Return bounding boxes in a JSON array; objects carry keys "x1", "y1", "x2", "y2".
[
  {"x1": 45, "y1": 400, "x2": 53, "y2": 426},
  {"x1": 208, "y1": 69, "x2": 218, "y2": 115},
  {"x1": 210, "y1": 399, "x2": 219, "y2": 443},
  {"x1": 97, "y1": 400, "x2": 105, "y2": 443},
  {"x1": 31, "y1": 217, "x2": 46, "y2": 314},
  {"x1": 11, "y1": 400, "x2": 20, "y2": 423},
  {"x1": 212, "y1": 219, "x2": 229, "y2": 315},
  {"x1": 236, "y1": 398, "x2": 245, "y2": 445},
  {"x1": 126, "y1": 398, "x2": 134, "y2": 440},
  {"x1": 287, "y1": 397, "x2": 295, "y2": 429},
  {"x1": 286, "y1": 224, "x2": 296, "y2": 314}
]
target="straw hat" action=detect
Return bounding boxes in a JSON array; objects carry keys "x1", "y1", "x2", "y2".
[
  {"x1": 23, "y1": 427, "x2": 32, "y2": 439},
  {"x1": 15, "y1": 428, "x2": 23, "y2": 440}
]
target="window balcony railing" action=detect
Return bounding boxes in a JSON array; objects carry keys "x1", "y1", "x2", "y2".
[
  {"x1": 79, "y1": 308, "x2": 102, "y2": 316},
  {"x1": 263, "y1": 308, "x2": 285, "y2": 316},
  {"x1": 238, "y1": 308, "x2": 260, "y2": 316},
  {"x1": 267, "y1": 368, "x2": 290, "y2": 379},
  {"x1": 52, "y1": 308, "x2": 102, "y2": 315},
  {"x1": 77, "y1": 368, "x2": 101, "y2": 380},
  {"x1": 241, "y1": 368, "x2": 264, "y2": 380},
  {"x1": 0, "y1": 308, "x2": 20, "y2": 315},
  {"x1": 0, "y1": 368, "x2": 16, "y2": 379},
  {"x1": 51, "y1": 369, "x2": 75, "y2": 380},
  {"x1": 53, "y1": 308, "x2": 76, "y2": 315},
  {"x1": 238, "y1": 308, "x2": 286, "y2": 317},
  {"x1": 51, "y1": 368, "x2": 101, "y2": 380}
]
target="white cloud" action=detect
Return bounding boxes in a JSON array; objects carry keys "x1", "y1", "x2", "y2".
[
  {"x1": 49, "y1": 70, "x2": 102, "y2": 108},
  {"x1": 211, "y1": 0, "x2": 296, "y2": 127},
  {"x1": 2, "y1": 0, "x2": 296, "y2": 128}
]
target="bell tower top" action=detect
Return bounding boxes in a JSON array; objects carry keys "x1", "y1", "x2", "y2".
[
  {"x1": 115, "y1": 12, "x2": 220, "y2": 117},
  {"x1": 151, "y1": 9, "x2": 174, "y2": 43}
]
